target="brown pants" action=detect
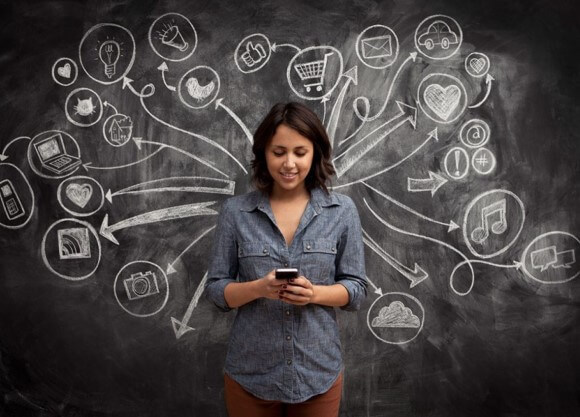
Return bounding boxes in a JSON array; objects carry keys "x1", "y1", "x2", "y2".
[{"x1": 224, "y1": 373, "x2": 343, "y2": 417}]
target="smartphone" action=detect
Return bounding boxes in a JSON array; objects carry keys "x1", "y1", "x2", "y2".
[
  {"x1": 0, "y1": 179, "x2": 25, "y2": 220},
  {"x1": 275, "y1": 268, "x2": 298, "y2": 280}
]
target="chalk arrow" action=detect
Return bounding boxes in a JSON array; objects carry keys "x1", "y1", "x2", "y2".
[
  {"x1": 363, "y1": 229, "x2": 428, "y2": 288},
  {"x1": 171, "y1": 272, "x2": 209, "y2": 339},
  {"x1": 365, "y1": 275, "x2": 383, "y2": 297},
  {"x1": 82, "y1": 145, "x2": 165, "y2": 172},
  {"x1": 123, "y1": 77, "x2": 155, "y2": 98},
  {"x1": 271, "y1": 42, "x2": 301, "y2": 53},
  {"x1": 326, "y1": 66, "x2": 358, "y2": 148},
  {"x1": 132, "y1": 136, "x2": 142, "y2": 150},
  {"x1": 99, "y1": 202, "x2": 218, "y2": 245},
  {"x1": 407, "y1": 171, "x2": 448, "y2": 196},
  {"x1": 157, "y1": 62, "x2": 176, "y2": 91},
  {"x1": 103, "y1": 101, "x2": 118, "y2": 114},
  {"x1": 469, "y1": 74, "x2": 494, "y2": 108},
  {"x1": 0, "y1": 136, "x2": 31, "y2": 161},
  {"x1": 333, "y1": 101, "x2": 417, "y2": 178},
  {"x1": 215, "y1": 98, "x2": 253, "y2": 145},
  {"x1": 166, "y1": 226, "x2": 216, "y2": 275}
]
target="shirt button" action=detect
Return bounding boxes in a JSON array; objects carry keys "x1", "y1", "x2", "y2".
[
  {"x1": 284, "y1": 262, "x2": 288, "y2": 267},
  {"x1": 286, "y1": 335, "x2": 291, "y2": 341},
  {"x1": 306, "y1": 244, "x2": 311, "y2": 250},
  {"x1": 285, "y1": 310, "x2": 291, "y2": 316},
  {"x1": 287, "y1": 359, "x2": 292, "y2": 365},
  {"x1": 263, "y1": 249, "x2": 268, "y2": 254}
]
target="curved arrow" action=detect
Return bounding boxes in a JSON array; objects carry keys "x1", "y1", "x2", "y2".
[
  {"x1": 363, "y1": 180, "x2": 458, "y2": 232},
  {"x1": 99, "y1": 202, "x2": 217, "y2": 245},
  {"x1": 83, "y1": 146, "x2": 165, "y2": 171},
  {"x1": 271, "y1": 42, "x2": 301, "y2": 53},
  {"x1": 215, "y1": 98, "x2": 253, "y2": 145},
  {"x1": 0, "y1": 136, "x2": 31, "y2": 161},
  {"x1": 353, "y1": 52, "x2": 417, "y2": 123},
  {"x1": 167, "y1": 226, "x2": 216, "y2": 274},
  {"x1": 468, "y1": 74, "x2": 494, "y2": 108},
  {"x1": 363, "y1": 198, "x2": 475, "y2": 296},
  {"x1": 103, "y1": 101, "x2": 119, "y2": 114},
  {"x1": 326, "y1": 66, "x2": 358, "y2": 148},
  {"x1": 333, "y1": 101, "x2": 417, "y2": 178},
  {"x1": 407, "y1": 171, "x2": 448, "y2": 196},
  {"x1": 363, "y1": 228, "x2": 428, "y2": 288},
  {"x1": 333, "y1": 128, "x2": 438, "y2": 190},
  {"x1": 122, "y1": 77, "x2": 155, "y2": 98},
  {"x1": 171, "y1": 272, "x2": 209, "y2": 338},
  {"x1": 157, "y1": 62, "x2": 176, "y2": 92},
  {"x1": 139, "y1": 88, "x2": 247, "y2": 174}
]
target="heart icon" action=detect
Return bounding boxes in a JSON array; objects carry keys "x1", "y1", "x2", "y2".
[
  {"x1": 57, "y1": 63, "x2": 72, "y2": 78},
  {"x1": 469, "y1": 57, "x2": 486, "y2": 74},
  {"x1": 65, "y1": 183, "x2": 93, "y2": 208},
  {"x1": 423, "y1": 84, "x2": 461, "y2": 121}
]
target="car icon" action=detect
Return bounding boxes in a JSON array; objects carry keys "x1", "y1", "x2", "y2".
[{"x1": 418, "y1": 20, "x2": 458, "y2": 50}]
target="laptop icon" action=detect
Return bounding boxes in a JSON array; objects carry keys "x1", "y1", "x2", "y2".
[{"x1": 33, "y1": 133, "x2": 82, "y2": 174}]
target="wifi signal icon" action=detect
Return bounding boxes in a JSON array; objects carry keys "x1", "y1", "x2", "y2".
[{"x1": 58, "y1": 227, "x2": 91, "y2": 259}]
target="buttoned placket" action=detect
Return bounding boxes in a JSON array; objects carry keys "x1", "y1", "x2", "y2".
[{"x1": 257, "y1": 196, "x2": 321, "y2": 398}]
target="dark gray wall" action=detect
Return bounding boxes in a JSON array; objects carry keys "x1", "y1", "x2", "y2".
[{"x1": 1, "y1": 0, "x2": 579, "y2": 416}]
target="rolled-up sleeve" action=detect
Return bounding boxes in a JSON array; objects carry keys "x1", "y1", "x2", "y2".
[
  {"x1": 205, "y1": 199, "x2": 238, "y2": 312},
  {"x1": 335, "y1": 198, "x2": 367, "y2": 311}
]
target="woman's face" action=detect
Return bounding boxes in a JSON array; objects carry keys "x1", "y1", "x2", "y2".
[{"x1": 266, "y1": 124, "x2": 314, "y2": 195}]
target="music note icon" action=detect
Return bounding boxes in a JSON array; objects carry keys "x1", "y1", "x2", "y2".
[{"x1": 471, "y1": 198, "x2": 508, "y2": 244}]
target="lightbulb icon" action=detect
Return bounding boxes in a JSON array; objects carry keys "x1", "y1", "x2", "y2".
[{"x1": 99, "y1": 40, "x2": 120, "y2": 79}]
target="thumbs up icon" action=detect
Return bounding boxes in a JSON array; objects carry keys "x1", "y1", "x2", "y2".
[{"x1": 241, "y1": 42, "x2": 267, "y2": 68}]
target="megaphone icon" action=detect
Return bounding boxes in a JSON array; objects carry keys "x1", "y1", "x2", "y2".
[{"x1": 160, "y1": 24, "x2": 189, "y2": 51}]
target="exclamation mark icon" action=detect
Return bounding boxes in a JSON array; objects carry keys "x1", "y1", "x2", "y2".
[{"x1": 454, "y1": 149, "x2": 461, "y2": 177}]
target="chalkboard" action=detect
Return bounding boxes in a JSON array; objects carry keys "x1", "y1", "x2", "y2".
[{"x1": 1, "y1": 0, "x2": 579, "y2": 416}]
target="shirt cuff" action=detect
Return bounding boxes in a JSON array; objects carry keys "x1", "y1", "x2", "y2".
[
  {"x1": 337, "y1": 279, "x2": 365, "y2": 311},
  {"x1": 206, "y1": 278, "x2": 236, "y2": 312}
]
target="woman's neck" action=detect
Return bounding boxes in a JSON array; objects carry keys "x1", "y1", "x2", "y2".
[{"x1": 269, "y1": 185, "x2": 310, "y2": 203}]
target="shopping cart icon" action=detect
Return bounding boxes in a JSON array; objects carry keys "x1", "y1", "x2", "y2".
[{"x1": 293, "y1": 52, "x2": 333, "y2": 92}]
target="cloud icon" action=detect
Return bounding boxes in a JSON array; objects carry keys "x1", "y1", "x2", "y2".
[{"x1": 372, "y1": 301, "x2": 420, "y2": 328}]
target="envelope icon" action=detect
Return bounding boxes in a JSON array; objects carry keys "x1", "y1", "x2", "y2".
[{"x1": 362, "y1": 35, "x2": 392, "y2": 59}]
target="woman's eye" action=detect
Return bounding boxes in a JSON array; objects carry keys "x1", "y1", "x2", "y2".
[{"x1": 273, "y1": 151, "x2": 284, "y2": 157}]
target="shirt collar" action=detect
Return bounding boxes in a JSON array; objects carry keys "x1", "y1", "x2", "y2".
[{"x1": 239, "y1": 187, "x2": 340, "y2": 213}]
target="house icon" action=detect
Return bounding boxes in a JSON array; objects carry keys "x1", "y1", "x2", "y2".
[{"x1": 108, "y1": 116, "x2": 133, "y2": 145}]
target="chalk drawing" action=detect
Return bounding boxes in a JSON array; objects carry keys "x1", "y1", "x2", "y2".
[
  {"x1": 443, "y1": 146, "x2": 469, "y2": 180},
  {"x1": 469, "y1": 74, "x2": 495, "y2": 108},
  {"x1": 407, "y1": 171, "x2": 448, "y2": 196},
  {"x1": 471, "y1": 147, "x2": 496, "y2": 175},
  {"x1": 51, "y1": 57, "x2": 78, "y2": 86},
  {"x1": 0, "y1": 163, "x2": 34, "y2": 229},
  {"x1": 287, "y1": 46, "x2": 343, "y2": 100},
  {"x1": 355, "y1": 24, "x2": 399, "y2": 69},
  {"x1": 368, "y1": 292, "x2": 425, "y2": 344},
  {"x1": 417, "y1": 73, "x2": 467, "y2": 124},
  {"x1": 65, "y1": 88, "x2": 103, "y2": 127},
  {"x1": 465, "y1": 52, "x2": 490, "y2": 78},
  {"x1": 235, "y1": 33, "x2": 272, "y2": 74},
  {"x1": 28, "y1": 130, "x2": 82, "y2": 179},
  {"x1": 102, "y1": 113, "x2": 133, "y2": 147},
  {"x1": 414, "y1": 15, "x2": 463, "y2": 60},
  {"x1": 460, "y1": 119, "x2": 490, "y2": 148},
  {"x1": 178, "y1": 66, "x2": 220, "y2": 109},
  {"x1": 57, "y1": 175, "x2": 104, "y2": 217},
  {"x1": 148, "y1": 13, "x2": 197, "y2": 62},
  {"x1": 171, "y1": 272, "x2": 209, "y2": 338}
]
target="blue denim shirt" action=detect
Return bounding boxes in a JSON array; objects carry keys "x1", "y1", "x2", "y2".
[{"x1": 205, "y1": 187, "x2": 367, "y2": 403}]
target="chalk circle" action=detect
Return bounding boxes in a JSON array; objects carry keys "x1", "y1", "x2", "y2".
[
  {"x1": 471, "y1": 148, "x2": 496, "y2": 175},
  {"x1": 355, "y1": 24, "x2": 399, "y2": 69},
  {"x1": 178, "y1": 66, "x2": 220, "y2": 109},
  {"x1": 449, "y1": 259, "x2": 477, "y2": 296},
  {"x1": 234, "y1": 33, "x2": 272, "y2": 74},
  {"x1": 0, "y1": 163, "x2": 35, "y2": 230},
  {"x1": 51, "y1": 57, "x2": 78, "y2": 86},
  {"x1": 114, "y1": 260, "x2": 169, "y2": 318},
  {"x1": 367, "y1": 292, "x2": 425, "y2": 345},
  {"x1": 28, "y1": 130, "x2": 82, "y2": 180},
  {"x1": 79, "y1": 23, "x2": 136, "y2": 85},
  {"x1": 41, "y1": 218, "x2": 101, "y2": 281},
  {"x1": 460, "y1": 119, "x2": 490, "y2": 148},
  {"x1": 57, "y1": 175, "x2": 104, "y2": 217},
  {"x1": 65, "y1": 87, "x2": 103, "y2": 127},
  {"x1": 148, "y1": 12, "x2": 198, "y2": 62},
  {"x1": 462, "y1": 189, "x2": 525, "y2": 259},
  {"x1": 520, "y1": 231, "x2": 580, "y2": 284},
  {"x1": 287, "y1": 46, "x2": 344, "y2": 101},
  {"x1": 102, "y1": 113, "x2": 133, "y2": 147},
  {"x1": 465, "y1": 52, "x2": 490, "y2": 78},
  {"x1": 417, "y1": 73, "x2": 468, "y2": 124},
  {"x1": 443, "y1": 146, "x2": 469, "y2": 180},
  {"x1": 414, "y1": 14, "x2": 463, "y2": 60}
]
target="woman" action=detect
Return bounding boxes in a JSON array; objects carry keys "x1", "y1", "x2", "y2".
[{"x1": 205, "y1": 102, "x2": 366, "y2": 417}]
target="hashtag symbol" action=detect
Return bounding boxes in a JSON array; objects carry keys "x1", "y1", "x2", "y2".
[{"x1": 475, "y1": 156, "x2": 488, "y2": 166}]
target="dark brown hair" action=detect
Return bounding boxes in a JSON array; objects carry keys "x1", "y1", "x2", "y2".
[{"x1": 251, "y1": 102, "x2": 335, "y2": 194}]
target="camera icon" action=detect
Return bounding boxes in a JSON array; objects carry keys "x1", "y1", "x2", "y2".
[{"x1": 123, "y1": 271, "x2": 160, "y2": 300}]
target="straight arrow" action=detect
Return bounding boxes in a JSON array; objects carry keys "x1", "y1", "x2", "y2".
[
  {"x1": 215, "y1": 98, "x2": 253, "y2": 145},
  {"x1": 365, "y1": 275, "x2": 383, "y2": 297},
  {"x1": 363, "y1": 229, "x2": 428, "y2": 288},
  {"x1": 333, "y1": 101, "x2": 417, "y2": 178},
  {"x1": 83, "y1": 145, "x2": 165, "y2": 171},
  {"x1": 326, "y1": 66, "x2": 358, "y2": 148},
  {"x1": 167, "y1": 226, "x2": 216, "y2": 274},
  {"x1": 407, "y1": 171, "x2": 448, "y2": 196},
  {"x1": 171, "y1": 272, "x2": 209, "y2": 339},
  {"x1": 99, "y1": 202, "x2": 217, "y2": 245}
]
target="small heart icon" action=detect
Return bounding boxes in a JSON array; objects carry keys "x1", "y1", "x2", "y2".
[
  {"x1": 469, "y1": 57, "x2": 486, "y2": 74},
  {"x1": 423, "y1": 84, "x2": 461, "y2": 121},
  {"x1": 57, "y1": 63, "x2": 72, "y2": 78},
  {"x1": 65, "y1": 183, "x2": 93, "y2": 208}
]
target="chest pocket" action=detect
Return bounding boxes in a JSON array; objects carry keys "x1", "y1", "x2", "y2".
[
  {"x1": 238, "y1": 242, "x2": 273, "y2": 281},
  {"x1": 300, "y1": 239, "x2": 337, "y2": 284}
]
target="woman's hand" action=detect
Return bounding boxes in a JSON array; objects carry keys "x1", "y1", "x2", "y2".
[
  {"x1": 256, "y1": 269, "x2": 287, "y2": 300},
  {"x1": 279, "y1": 276, "x2": 315, "y2": 305}
]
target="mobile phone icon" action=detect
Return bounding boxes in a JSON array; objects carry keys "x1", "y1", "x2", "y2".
[{"x1": 0, "y1": 179, "x2": 25, "y2": 220}]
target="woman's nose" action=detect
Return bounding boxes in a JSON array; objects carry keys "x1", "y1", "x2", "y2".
[{"x1": 283, "y1": 155, "x2": 296, "y2": 168}]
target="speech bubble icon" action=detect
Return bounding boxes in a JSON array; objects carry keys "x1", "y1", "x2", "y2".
[
  {"x1": 553, "y1": 249, "x2": 576, "y2": 269},
  {"x1": 531, "y1": 246, "x2": 557, "y2": 272}
]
